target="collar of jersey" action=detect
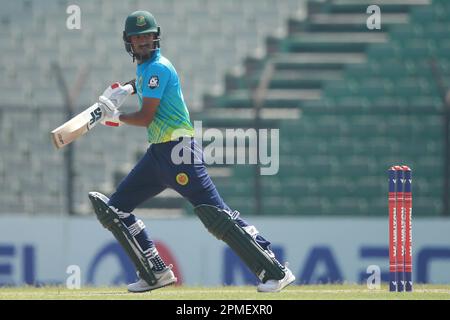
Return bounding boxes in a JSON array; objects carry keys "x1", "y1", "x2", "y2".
[{"x1": 140, "y1": 48, "x2": 161, "y2": 66}]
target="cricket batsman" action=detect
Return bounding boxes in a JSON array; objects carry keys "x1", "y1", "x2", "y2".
[{"x1": 88, "y1": 10, "x2": 295, "y2": 293}]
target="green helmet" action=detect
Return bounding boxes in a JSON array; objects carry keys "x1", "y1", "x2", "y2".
[{"x1": 123, "y1": 11, "x2": 161, "y2": 60}]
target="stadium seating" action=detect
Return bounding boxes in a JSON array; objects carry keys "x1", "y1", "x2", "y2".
[
  {"x1": 0, "y1": 0, "x2": 448, "y2": 217},
  {"x1": 0, "y1": 0, "x2": 304, "y2": 214},
  {"x1": 205, "y1": 0, "x2": 447, "y2": 217}
]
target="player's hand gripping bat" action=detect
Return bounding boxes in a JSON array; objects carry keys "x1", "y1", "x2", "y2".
[{"x1": 51, "y1": 82, "x2": 133, "y2": 149}]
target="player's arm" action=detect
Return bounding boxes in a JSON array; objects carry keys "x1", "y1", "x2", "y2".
[
  {"x1": 117, "y1": 64, "x2": 168, "y2": 127},
  {"x1": 119, "y1": 97, "x2": 159, "y2": 127}
]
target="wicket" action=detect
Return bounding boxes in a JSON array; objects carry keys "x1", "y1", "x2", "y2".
[{"x1": 389, "y1": 165, "x2": 413, "y2": 292}]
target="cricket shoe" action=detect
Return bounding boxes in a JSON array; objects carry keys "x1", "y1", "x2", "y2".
[
  {"x1": 257, "y1": 263, "x2": 296, "y2": 293},
  {"x1": 127, "y1": 265, "x2": 177, "y2": 293}
]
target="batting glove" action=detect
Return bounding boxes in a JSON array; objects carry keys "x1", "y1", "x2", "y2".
[
  {"x1": 101, "y1": 108, "x2": 123, "y2": 127},
  {"x1": 99, "y1": 82, "x2": 134, "y2": 112}
]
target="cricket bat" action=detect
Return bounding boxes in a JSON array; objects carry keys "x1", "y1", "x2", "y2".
[
  {"x1": 51, "y1": 83, "x2": 133, "y2": 149},
  {"x1": 51, "y1": 102, "x2": 105, "y2": 149}
]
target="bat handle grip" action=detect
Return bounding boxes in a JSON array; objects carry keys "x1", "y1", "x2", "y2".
[{"x1": 122, "y1": 84, "x2": 134, "y2": 95}]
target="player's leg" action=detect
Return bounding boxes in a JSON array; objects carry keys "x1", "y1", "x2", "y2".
[
  {"x1": 90, "y1": 146, "x2": 176, "y2": 292},
  {"x1": 157, "y1": 138, "x2": 270, "y2": 244},
  {"x1": 109, "y1": 147, "x2": 170, "y2": 273},
  {"x1": 186, "y1": 172, "x2": 295, "y2": 292},
  {"x1": 159, "y1": 138, "x2": 295, "y2": 291},
  {"x1": 161, "y1": 137, "x2": 272, "y2": 249}
]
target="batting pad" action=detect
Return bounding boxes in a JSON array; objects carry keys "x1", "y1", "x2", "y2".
[
  {"x1": 88, "y1": 191, "x2": 157, "y2": 286},
  {"x1": 194, "y1": 204, "x2": 285, "y2": 283}
]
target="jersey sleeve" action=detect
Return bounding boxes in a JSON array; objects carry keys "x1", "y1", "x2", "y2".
[{"x1": 142, "y1": 63, "x2": 171, "y2": 99}]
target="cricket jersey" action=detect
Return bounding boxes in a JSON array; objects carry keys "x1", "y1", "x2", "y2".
[{"x1": 135, "y1": 48, "x2": 194, "y2": 144}]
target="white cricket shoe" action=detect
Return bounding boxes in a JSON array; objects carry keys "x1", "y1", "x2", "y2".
[
  {"x1": 127, "y1": 265, "x2": 177, "y2": 293},
  {"x1": 257, "y1": 264, "x2": 296, "y2": 293}
]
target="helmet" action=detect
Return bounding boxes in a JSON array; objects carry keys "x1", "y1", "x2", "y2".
[{"x1": 123, "y1": 11, "x2": 161, "y2": 61}]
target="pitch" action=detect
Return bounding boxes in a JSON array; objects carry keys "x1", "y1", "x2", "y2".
[{"x1": 0, "y1": 284, "x2": 449, "y2": 300}]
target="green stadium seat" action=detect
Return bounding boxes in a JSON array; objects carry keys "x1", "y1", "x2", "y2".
[
  {"x1": 262, "y1": 197, "x2": 297, "y2": 215},
  {"x1": 367, "y1": 44, "x2": 400, "y2": 59},
  {"x1": 295, "y1": 197, "x2": 329, "y2": 216},
  {"x1": 331, "y1": 197, "x2": 368, "y2": 216}
]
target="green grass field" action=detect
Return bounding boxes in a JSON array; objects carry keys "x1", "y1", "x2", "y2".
[{"x1": 0, "y1": 284, "x2": 449, "y2": 300}]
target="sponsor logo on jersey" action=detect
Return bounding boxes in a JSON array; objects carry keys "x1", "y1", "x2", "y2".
[{"x1": 148, "y1": 75, "x2": 159, "y2": 89}]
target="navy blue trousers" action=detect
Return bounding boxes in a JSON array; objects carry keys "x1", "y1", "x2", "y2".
[{"x1": 108, "y1": 138, "x2": 271, "y2": 251}]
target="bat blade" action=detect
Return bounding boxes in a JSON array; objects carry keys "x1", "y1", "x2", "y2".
[{"x1": 51, "y1": 103, "x2": 104, "y2": 149}]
